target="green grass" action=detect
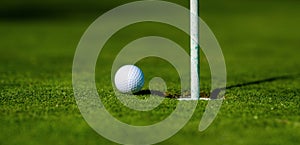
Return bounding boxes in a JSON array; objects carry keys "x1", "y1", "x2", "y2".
[{"x1": 1, "y1": 0, "x2": 300, "y2": 144}]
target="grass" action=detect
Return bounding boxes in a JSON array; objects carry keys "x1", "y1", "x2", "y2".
[{"x1": 0, "y1": 0, "x2": 300, "y2": 144}]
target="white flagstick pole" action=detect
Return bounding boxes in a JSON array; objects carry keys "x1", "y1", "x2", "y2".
[{"x1": 191, "y1": 0, "x2": 200, "y2": 100}]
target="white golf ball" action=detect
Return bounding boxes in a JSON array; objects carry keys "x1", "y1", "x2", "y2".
[{"x1": 114, "y1": 65, "x2": 144, "y2": 93}]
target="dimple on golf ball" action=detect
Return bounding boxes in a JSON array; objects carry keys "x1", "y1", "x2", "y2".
[{"x1": 114, "y1": 65, "x2": 144, "y2": 93}]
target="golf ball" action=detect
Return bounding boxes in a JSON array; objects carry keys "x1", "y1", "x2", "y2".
[{"x1": 114, "y1": 65, "x2": 144, "y2": 93}]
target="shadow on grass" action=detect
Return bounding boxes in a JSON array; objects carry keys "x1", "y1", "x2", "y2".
[
  {"x1": 211, "y1": 73, "x2": 300, "y2": 99},
  {"x1": 135, "y1": 73, "x2": 300, "y2": 99}
]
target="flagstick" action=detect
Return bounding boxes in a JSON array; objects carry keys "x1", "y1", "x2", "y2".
[{"x1": 190, "y1": 0, "x2": 200, "y2": 100}]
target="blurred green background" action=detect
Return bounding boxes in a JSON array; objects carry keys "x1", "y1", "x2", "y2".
[{"x1": 0, "y1": 0, "x2": 300, "y2": 145}]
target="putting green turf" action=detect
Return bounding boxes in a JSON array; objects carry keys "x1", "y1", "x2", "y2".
[{"x1": 1, "y1": 0, "x2": 300, "y2": 145}]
